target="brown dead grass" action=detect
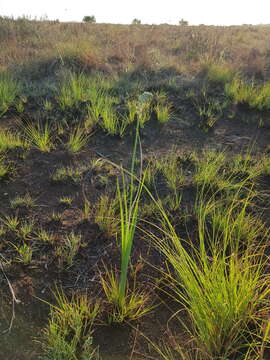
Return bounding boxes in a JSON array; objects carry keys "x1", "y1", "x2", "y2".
[{"x1": 1, "y1": 17, "x2": 270, "y2": 79}]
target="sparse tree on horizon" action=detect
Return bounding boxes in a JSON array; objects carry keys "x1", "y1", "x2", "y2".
[
  {"x1": 179, "y1": 18, "x2": 188, "y2": 26},
  {"x1": 132, "y1": 18, "x2": 141, "y2": 25},
  {"x1": 83, "y1": 15, "x2": 96, "y2": 23}
]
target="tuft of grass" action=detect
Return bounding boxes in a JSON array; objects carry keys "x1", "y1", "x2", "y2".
[
  {"x1": 19, "y1": 220, "x2": 35, "y2": 240},
  {"x1": 58, "y1": 72, "x2": 90, "y2": 110},
  {"x1": 12, "y1": 242, "x2": 33, "y2": 265},
  {"x1": 155, "y1": 103, "x2": 173, "y2": 124},
  {"x1": 154, "y1": 92, "x2": 173, "y2": 124},
  {"x1": 192, "y1": 87, "x2": 224, "y2": 131},
  {"x1": 15, "y1": 99, "x2": 25, "y2": 113},
  {"x1": 1, "y1": 214, "x2": 20, "y2": 232},
  {"x1": 142, "y1": 159, "x2": 158, "y2": 188},
  {"x1": 65, "y1": 125, "x2": 92, "y2": 153},
  {"x1": 206, "y1": 63, "x2": 234, "y2": 85},
  {"x1": 59, "y1": 231, "x2": 82, "y2": 267},
  {"x1": 0, "y1": 73, "x2": 20, "y2": 117},
  {"x1": 0, "y1": 129, "x2": 23, "y2": 153},
  {"x1": 22, "y1": 121, "x2": 53, "y2": 152},
  {"x1": 10, "y1": 193, "x2": 35, "y2": 209},
  {"x1": 137, "y1": 92, "x2": 153, "y2": 128},
  {"x1": 81, "y1": 198, "x2": 92, "y2": 222},
  {"x1": 138, "y1": 101, "x2": 152, "y2": 128},
  {"x1": 41, "y1": 288, "x2": 100, "y2": 360},
  {"x1": 43, "y1": 99, "x2": 53, "y2": 112},
  {"x1": 59, "y1": 196, "x2": 73, "y2": 206},
  {"x1": 50, "y1": 211, "x2": 62, "y2": 223},
  {"x1": 252, "y1": 82, "x2": 270, "y2": 110},
  {"x1": 94, "y1": 195, "x2": 119, "y2": 238},
  {"x1": 86, "y1": 88, "x2": 107, "y2": 126},
  {"x1": 158, "y1": 151, "x2": 185, "y2": 209},
  {"x1": 0, "y1": 157, "x2": 10, "y2": 180},
  {"x1": 99, "y1": 97, "x2": 119, "y2": 135},
  {"x1": 101, "y1": 268, "x2": 150, "y2": 323},
  {"x1": 149, "y1": 185, "x2": 270, "y2": 359},
  {"x1": 51, "y1": 165, "x2": 83, "y2": 184},
  {"x1": 36, "y1": 229, "x2": 55, "y2": 244},
  {"x1": 126, "y1": 99, "x2": 138, "y2": 124},
  {"x1": 194, "y1": 150, "x2": 226, "y2": 188},
  {"x1": 0, "y1": 224, "x2": 7, "y2": 237},
  {"x1": 226, "y1": 77, "x2": 270, "y2": 111},
  {"x1": 226, "y1": 78, "x2": 256, "y2": 106}
]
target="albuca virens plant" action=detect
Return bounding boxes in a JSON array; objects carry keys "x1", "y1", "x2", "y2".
[{"x1": 101, "y1": 120, "x2": 150, "y2": 323}]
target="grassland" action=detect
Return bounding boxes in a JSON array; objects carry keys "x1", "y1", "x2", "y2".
[{"x1": 1, "y1": 16, "x2": 270, "y2": 360}]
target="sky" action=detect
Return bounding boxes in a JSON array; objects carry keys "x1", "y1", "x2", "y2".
[{"x1": 1, "y1": 0, "x2": 270, "y2": 26}]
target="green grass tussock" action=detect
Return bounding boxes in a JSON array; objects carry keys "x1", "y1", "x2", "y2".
[
  {"x1": 0, "y1": 73, "x2": 20, "y2": 117},
  {"x1": 0, "y1": 129, "x2": 23, "y2": 153},
  {"x1": 226, "y1": 77, "x2": 270, "y2": 111},
  {"x1": 149, "y1": 183, "x2": 270, "y2": 359},
  {"x1": 22, "y1": 121, "x2": 53, "y2": 152},
  {"x1": 205, "y1": 63, "x2": 234, "y2": 85},
  {"x1": 41, "y1": 288, "x2": 100, "y2": 360}
]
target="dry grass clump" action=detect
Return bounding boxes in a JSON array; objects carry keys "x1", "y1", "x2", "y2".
[{"x1": 1, "y1": 17, "x2": 270, "y2": 79}]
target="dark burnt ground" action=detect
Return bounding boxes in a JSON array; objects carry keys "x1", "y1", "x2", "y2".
[{"x1": 0, "y1": 97, "x2": 270, "y2": 360}]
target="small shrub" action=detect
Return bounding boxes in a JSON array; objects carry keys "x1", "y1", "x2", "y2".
[
  {"x1": 83, "y1": 15, "x2": 96, "y2": 23},
  {"x1": 179, "y1": 18, "x2": 188, "y2": 26},
  {"x1": 132, "y1": 19, "x2": 141, "y2": 25}
]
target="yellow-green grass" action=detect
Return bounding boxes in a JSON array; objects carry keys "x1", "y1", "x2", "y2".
[
  {"x1": 41, "y1": 288, "x2": 100, "y2": 360},
  {"x1": 0, "y1": 73, "x2": 20, "y2": 117},
  {"x1": 147, "y1": 182, "x2": 269, "y2": 358}
]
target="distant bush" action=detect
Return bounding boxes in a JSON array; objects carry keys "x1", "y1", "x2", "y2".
[
  {"x1": 83, "y1": 15, "x2": 96, "y2": 23},
  {"x1": 132, "y1": 19, "x2": 141, "y2": 25},
  {"x1": 179, "y1": 18, "x2": 188, "y2": 26}
]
